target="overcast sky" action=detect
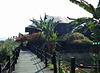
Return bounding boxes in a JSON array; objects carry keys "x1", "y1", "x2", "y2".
[{"x1": 0, "y1": 0, "x2": 98, "y2": 40}]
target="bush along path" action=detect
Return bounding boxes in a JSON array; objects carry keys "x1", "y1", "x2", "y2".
[{"x1": 12, "y1": 48, "x2": 53, "y2": 73}]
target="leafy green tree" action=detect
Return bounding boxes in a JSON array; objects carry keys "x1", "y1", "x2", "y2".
[
  {"x1": 30, "y1": 14, "x2": 59, "y2": 54},
  {"x1": 69, "y1": 0, "x2": 100, "y2": 42},
  {"x1": 69, "y1": 1, "x2": 100, "y2": 72}
]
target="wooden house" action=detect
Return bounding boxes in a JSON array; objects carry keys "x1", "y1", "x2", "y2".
[{"x1": 25, "y1": 15, "x2": 92, "y2": 40}]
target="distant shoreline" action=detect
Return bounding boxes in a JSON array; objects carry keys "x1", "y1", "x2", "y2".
[{"x1": 0, "y1": 37, "x2": 7, "y2": 41}]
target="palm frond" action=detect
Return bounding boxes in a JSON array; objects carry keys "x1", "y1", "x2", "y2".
[
  {"x1": 70, "y1": 17, "x2": 93, "y2": 27},
  {"x1": 70, "y1": 0, "x2": 96, "y2": 15},
  {"x1": 98, "y1": 0, "x2": 100, "y2": 7},
  {"x1": 95, "y1": 7, "x2": 100, "y2": 19},
  {"x1": 30, "y1": 19, "x2": 42, "y2": 29},
  {"x1": 68, "y1": 17, "x2": 93, "y2": 35},
  {"x1": 83, "y1": 21, "x2": 94, "y2": 33},
  {"x1": 28, "y1": 25, "x2": 36, "y2": 28}
]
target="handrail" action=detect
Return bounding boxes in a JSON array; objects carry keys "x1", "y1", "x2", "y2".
[
  {"x1": 28, "y1": 44, "x2": 100, "y2": 73},
  {"x1": 0, "y1": 45, "x2": 21, "y2": 73},
  {"x1": 76, "y1": 66, "x2": 89, "y2": 73},
  {"x1": 76, "y1": 64, "x2": 100, "y2": 69},
  {"x1": 2, "y1": 61, "x2": 9, "y2": 71},
  {"x1": 29, "y1": 44, "x2": 71, "y2": 73}
]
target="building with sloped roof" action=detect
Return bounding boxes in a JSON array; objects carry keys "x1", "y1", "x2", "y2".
[
  {"x1": 25, "y1": 15, "x2": 92, "y2": 40},
  {"x1": 25, "y1": 15, "x2": 73, "y2": 35}
]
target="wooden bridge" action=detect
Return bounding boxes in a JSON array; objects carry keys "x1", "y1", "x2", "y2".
[
  {"x1": 12, "y1": 49, "x2": 53, "y2": 73},
  {"x1": 0, "y1": 45, "x2": 53, "y2": 73},
  {"x1": 1, "y1": 44, "x2": 96, "y2": 73}
]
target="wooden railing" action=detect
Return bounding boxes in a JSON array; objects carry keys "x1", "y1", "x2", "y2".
[
  {"x1": 28, "y1": 44, "x2": 100, "y2": 73},
  {"x1": 28, "y1": 44, "x2": 71, "y2": 73},
  {"x1": 0, "y1": 46, "x2": 20, "y2": 73}
]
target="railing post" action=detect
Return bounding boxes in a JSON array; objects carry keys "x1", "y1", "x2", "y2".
[
  {"x1": 45, "y1": 48, "x2": 47, "y2": 67},
  {"x1": 7, "y1": 55, "x2": 10, "y2": 73},
  {"x1": 16, "y1": 50, "x2": 19, "y2": 60},
  {"x1": 36, "y1": 47, "x2": 38, "y2": 55},
  {"x1": 0, "y1": 64, "x2": 2, "y2": 73},
  {"x1": 15, "y1": 50, "x2": 17, "y2": 64},
  {"x1": 17, "y1": 47, "x2": 20, "y2": 57},
  {"x1": 58, "y1": 55, "x2": 61, "y2": 73},
  {"x1": 40, "y1": 50, "x2": 43, "y2": 61},
  {"x1": 12, "y1": 50, "x2": 15, "y2": 71},
  {"x1": 36, "y1": 48, "x2": 39, "y2": 58},
  {"x1": 52, "y1": 51, "x2": 57, "y2": 73},
  {"x1": 71, "y1": 57, "x2": 75, "y2": 73},
  {"x1": 39, "y1": 49, "x2": 41, "y2": 58},
  {"x1": 17, "y1": 48, "x2": 20, "y2": 57},
  {"x1": 34, "y1": 46, "x2": 36, "y2": 52},
  {"x1": 37, "y1": 49, "x2": 40, "y2": 58}
]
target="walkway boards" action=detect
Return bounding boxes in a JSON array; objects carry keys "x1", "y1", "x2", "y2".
[{"x1": 12, "y1": 49, "x2": 53, "y2": 73}]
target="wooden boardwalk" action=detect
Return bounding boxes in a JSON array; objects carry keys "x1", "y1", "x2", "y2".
[{"x1": 12, "y1": 49, "x2": 53, "y2": 73}]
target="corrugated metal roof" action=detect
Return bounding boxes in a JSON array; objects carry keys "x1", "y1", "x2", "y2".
[
  {"x1": 27, "y1": 15, "x2": 73, "y2": 28},
  {"x1": 45, "y1": 15, "x2": 73, "y2": 23}
]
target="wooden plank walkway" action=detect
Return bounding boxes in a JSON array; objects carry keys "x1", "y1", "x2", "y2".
[{"x1": 12, "y1": 49, "x2": 53, "y2": 73}]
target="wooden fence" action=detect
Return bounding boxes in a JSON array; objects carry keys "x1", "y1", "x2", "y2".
[
  {"x1": 0, "y1": 46, "x2": 20, "y2": 73},
  {"x1": 28, "y1": 44, "x2": 100, "y2": 73},
  {"x1": 28, "y1": 44, "x2": 71, "y2": 73}
]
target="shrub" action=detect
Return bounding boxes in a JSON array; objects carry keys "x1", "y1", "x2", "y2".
[
  {"x1": 57, "y1": 32, "x2": 93, "y2": 53},
  {"x1": 60, "y1": 32, "x2": 93, "y2": 44},
  {"x1": 81, "y1": 39, "x2": 93, "y2": 44},
  {"x1": 0, "y1": 47, "x2": 9, "y2": 63},
  {"x1": 16, "y1": 34, "x2": 30, "y2": 42},
  {"x1": 0, "y1": 38, "x2": 20, "y2": 63},
  {"x1": 29, "y1": 32, "x2": 45, "y2": 47}
]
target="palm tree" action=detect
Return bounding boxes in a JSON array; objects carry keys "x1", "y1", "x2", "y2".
[
  {"x1": 69, "y1": 0, "x2": 100, "y2": 42},
  {"x1": 69, "y1": 1, "x2": 100, "y2": 72},
  {"x1": 30, "y1": 14, "x2": 59, "y2": 54}
]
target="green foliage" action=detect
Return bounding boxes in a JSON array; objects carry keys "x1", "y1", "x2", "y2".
[
  {"x1": 30, "y1": 14, "x2": 59, "y2": 53},
  {"x1": 69, "y1": 0, "x2": 100, "y2": 42},
  {"x1": 81, "y1": 39, "x2": 93, "y2": 44},
  {"x1": 18, "y1": 32, "x2": 23, "y2": 37},
  {"x1": 91, "y1": 25, "x2": 100, "y2": 41},
  {"x1": 69, "y1": 1, "x2": 100, "y2": 72},
  {"x1": 60, "y1": 68, "x2": 64, "y2": 73},
  {"x1": 0, "y1": 47, "x2": 9, "y2": 63},
  {"x1": 60, "y1": 32, "x2": 93, "y2": 44},
  {"x1": 29, "y1": 32, "x2": 45, "y2": 47},
  {"x1": 0, "y1": 38, "x2": 20, "y2": 63}
]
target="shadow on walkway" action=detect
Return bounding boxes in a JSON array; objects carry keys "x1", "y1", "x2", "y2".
[
  {"x1": 35, "y1": 67, "x2": 46, "y2": 73},
  {"x1": 12, "y1": 48, "x2": 53, "y2": 73}
]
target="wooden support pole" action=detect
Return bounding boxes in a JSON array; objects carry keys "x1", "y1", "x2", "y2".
[
  {"x1": 0, "y1": 64, "x2": 2, "y2": 73},
  {"x1": 53, "y1": 51, "x2": 57, "y2": 73},
  {"x1": 12, "y1": 51, "x2": 15, "y2": 71},
  {"x1": 40, "y1": 50, "x2": 43, "y2": 61},
  {"x1": 58, "y1": 55, "x2": 61, "y2": 73},
  {"x1": 7, "y1": 55, "x2": 10, "y2": 73},
  {"x1": 71, "y1": 57, "x2": 75, "y2": 73},
  {"x1": 15, "y1": 51, "x2": 17, "y2": 64},
  {"x1": 45, "y1": 49, "x2": 47, "y2": 67}
]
